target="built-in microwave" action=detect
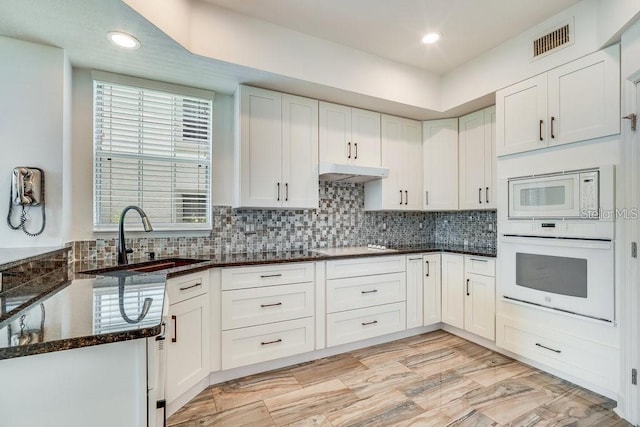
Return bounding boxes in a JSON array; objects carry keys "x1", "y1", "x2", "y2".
[{"x1": 508, "y1": 168, "x2": 601, "y2": 219}]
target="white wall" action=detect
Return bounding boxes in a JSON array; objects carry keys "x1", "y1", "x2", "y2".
[
  {"x1": 0, "y1": 37, "x2": 67, "y2": 247},
  {"x1": 597, "y1": 0, "x2": 640, "y2": 47},
  {"x1": 441, "y1": 0, "x2": 601, "y2": 111},
  {"x1": 123, "y1": 0, "x2": 442, "y2": 113}
]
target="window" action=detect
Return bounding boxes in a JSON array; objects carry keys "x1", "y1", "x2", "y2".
[{"x1": 93, "y1": 76, "x2": 213, "y2": 231}]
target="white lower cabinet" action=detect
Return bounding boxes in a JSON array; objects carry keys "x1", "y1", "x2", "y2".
[
  {"x1": 496, "y1": 312, "x2": 619, "y2": 395},
  {"x1": 441, "y1": 254, "x2": 465, "y2": 329},
  {"x1": 423, "y1": 253, "x2": 441, "y2": 326},
  {"x1": 219, "y1": 263, "x2": 315, "y2": 370},
  {"x1": 325, "y1": 255, "x2": 407, "y2": 347},
  {"x1": 441, "y1": 254, "x2": 496, "y2": 341},
  {"x1": 326, "y1": 302, "x2": 406, "y2": 347},
  {"x1": 406, "y1": 255, "x2": 424, "y2": 329},
  {"x1": 221, "y1": 317, "x2": 314, "y2": 369},
  {"x1": 166, "y1": 292, "x2": 210, "y2": 404}
]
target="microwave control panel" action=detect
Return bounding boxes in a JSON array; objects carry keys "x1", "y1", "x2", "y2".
[{"x1": 579, "y1": 171, "x2": 599, "y2": 213}]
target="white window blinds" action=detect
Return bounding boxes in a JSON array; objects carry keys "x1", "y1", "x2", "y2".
[{"x1": 93, "y1": 80, "x2": 212, "y2": 231}]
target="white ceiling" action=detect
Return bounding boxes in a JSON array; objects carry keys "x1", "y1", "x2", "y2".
[
  {"x1": 203, "y1": 0, "x2": 582, "y2": 75},
  {"x1": 0, "y1": 0, "x2": 582, "y2": 119}
]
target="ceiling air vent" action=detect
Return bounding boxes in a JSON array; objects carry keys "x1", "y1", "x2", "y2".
[{"x1": 532, "y1": 20, "x2": 574, "y2": 60}]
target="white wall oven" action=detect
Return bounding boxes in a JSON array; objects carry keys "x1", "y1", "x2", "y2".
[
  {"x1": 499, "y1": 165, "x2": 615, "y2": 323},
  {"x1": 499, "y1": 235, "x2": 614, "y2": 322}
]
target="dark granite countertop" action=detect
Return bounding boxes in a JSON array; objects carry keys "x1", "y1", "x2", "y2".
[
  {"x1": 2, "y1": 243, "x2": 495, "y2": 360},
  {"x1": 0, "y1": 271, "x2": 166, "y2": 360},
  {"x1": 74, "y1": 243, "x2": 495, "y2": 273}
]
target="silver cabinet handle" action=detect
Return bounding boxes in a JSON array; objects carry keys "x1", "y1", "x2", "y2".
[
  {"x1": 425, "y1": 191, "x2": 429, "y2": 206},
  {"x1": 361, "y1": 320, "x2": 378, "y2": 326},
  {"x1": 285, "y1": 183, "x2": 288, "y2": 201},
  {"x1": 260, "y1": 273, "x2": 282, "y2": 278},
  {"x1": 261, "y1": 338, "x2": 282, "y2": 346},
  {"x1": 478, "y1": 188, "x2": 482, "y2": 204},
  {"x1": 361, "y1": 289, "x2": 378, "y2": 294},
  {"x1": 425, "y1": 260, "x2": 430, "y2": 277},
  {"x1": 536, "y1": 342, "x2": 561, "y2": 354},
  {"x1": 466, "y1": 278, "x2": 470, "y2": 296},
  {"x1": 260, "y1": 302, "x2": 283, "y2": 308},
  {"x1": 179, "y1": 282, "x2": 202, "y2": 291},
  {"x1": 347, "y1": 142, "x2": 351, "y2": 159},
  {"x1": 486, "y1": 187, "x2": 489, "y2": 204},
  {"x1": 405, "y1": 190, "x2": 408, "y2": 205},
  {"x1": 400, "y1": 190, "x2": 403, "y2": 205},
  {"x1": 354, "y1": 142, "x2": 358, "y2": 159}
]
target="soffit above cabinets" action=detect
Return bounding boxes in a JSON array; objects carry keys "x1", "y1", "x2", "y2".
[
  {"x1": 201, "y1": 0, "x2": 581, "y2": 75},
  {"x1": 0, "y1": 0, "x2": 589, "y2": 120}
]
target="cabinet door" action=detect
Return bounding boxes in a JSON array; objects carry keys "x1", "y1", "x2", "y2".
[
  {"x1": 496, "y1": 74, "x2": 547, "y2": 156},
  {"x1": 423, "y1": 119, "x2": 459, "y2": 210},
  {"x1": 441, "y1": 254, "x2": 464, "y2": 329},
  {"x1": 484, "y1": 106, "x2": 497, "y2": 209},
  {"x1": 380, "y1": 114, "x2": 404, "y2": 208},
  {"x1": 547, "y1": 45, "x2": 620, "y2": 147},
  {"x1": 319, "y1": 101, "x2": 351, "y2": 164},
  {"x1": 403, "y1": 118, "x2": 423, "y2": 210},
  {"x1": 236, "y1": 86, "x2": 282, "y2": 208},
  {"x1": 464, "y1": 273, "x2": 495, "y2": 341},
  {"x1": 282, "y1": 94, "x2": 319, "y2": 209},
  {"x1": 167, "y1": 294, "x2": 210, "y2": 404},
  {"x1": 406, "y1": 255, "x2": 424, "y2": 329},
  {"x1": 351, "y1": 107, "x2": 381, "y2": 167},
  {"x1": 423, "y1": 254, "x2": 441, "y2": 326},
  {"x1": 459, "y1": 109, "x2": 487, "y2": 210}
]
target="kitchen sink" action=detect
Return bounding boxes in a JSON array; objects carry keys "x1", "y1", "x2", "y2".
[{"x1": 80, "y1": 258, "x2": 204, "y2": 275}]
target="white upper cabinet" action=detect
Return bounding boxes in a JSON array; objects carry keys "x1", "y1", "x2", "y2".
[
  {"x1": 496, "y1": 45, "x2": 620, "y2": 156},
  {"x1": 459, "y1": 106, "x2": 496, "y2": 210},
  {"x1": 423, "y1": 118, "x2": 459, "y2": 211},
  {"x1": 234, "y1": 85, "x2": 318, "y2": 209},
  {"x1": 319, "y1": 101, "x2": 381, "y2": 167},
  {"x1": 282, "y1": 94, "x2": 319, "y2": 208},
  {"x1": 364, "y1": 115, "x2": 422, "y2": 211}
]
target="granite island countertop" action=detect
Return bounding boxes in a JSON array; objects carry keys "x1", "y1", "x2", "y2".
[{"x1": 1, "y1": 243, "x2": 495, "y2": 360}]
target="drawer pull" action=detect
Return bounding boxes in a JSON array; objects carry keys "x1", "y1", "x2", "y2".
[
  {"x1": 260, "y1": 302, "x2": 283, "y2": 308},
  {"x1": 179, "y1": 282, "x2": 202, "y2": 291},
  {"x1": 469, "y1": 258, "x2": 488, "y2": 263},
  {"x1": 261, "y1": 338, "x2": 283, "y2": 346},
  {"x1": 361, "y1": 320, "x2": 378, "y2": 326},
  {"x1": 535, "y1": 342, "x2": 561, "y2": 354},
  {"x1": 361, "y1": 289, "x2": 378, "y2": 294},
  {"x1": 171, "y1": 315, "x2": 177, "y2": 343},
  {"x1": 260, "y1": 274, "x2": 283, "y2": 278}
]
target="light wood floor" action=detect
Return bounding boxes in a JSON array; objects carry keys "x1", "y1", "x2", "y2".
[{"x1": 168, "y1": 330, "x2": 631, "y2": 426}]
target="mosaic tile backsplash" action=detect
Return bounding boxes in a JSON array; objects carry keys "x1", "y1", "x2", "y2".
[{"x1": 72, "y1": 182, "x2": 496, "y2": 262}]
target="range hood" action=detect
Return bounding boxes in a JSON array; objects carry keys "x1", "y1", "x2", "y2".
[{"x1": 318, "y1": 162, "x2": 389, "y2": 183}]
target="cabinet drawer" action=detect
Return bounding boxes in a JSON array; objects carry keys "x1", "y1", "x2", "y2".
[
  {"x1": 167, "y1": 272, "x2": 208, "y2": 305},
  {"x1": 221, "y1": 282, "x2": 314, "y2": 330},
  {"x1": 464, "y1": 256, "x2": 495, "y2": 277},
  {"x1": 221, "y1": 262, "x2": 314, "y2": 290},
  {"x1": 325, "y1": 255, "x2": 405, "y2": 279},
  {"x1": 221, "y1": 317, "x2": 314, "y2": 369},
  {"x1": 496, "y1": 315, "x2": 618, "y2": 393},
  {"x1": 326, "y1": 302, "x2": 406, "y2": 347},
  {"x1": 326, "y1": 272, "x2": 406, "y2": 313}
]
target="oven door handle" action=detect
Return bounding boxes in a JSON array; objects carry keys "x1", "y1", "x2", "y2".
[{"x1": 500, "y1": 235, "x2": 612, "y2": 250}]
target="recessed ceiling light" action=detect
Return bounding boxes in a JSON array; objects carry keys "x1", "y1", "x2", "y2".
[
  {"x1": 421, "y1": 32, "x2": 441, "y2": 44},
  {"x1": 107, "y1": 32, "x2": 140, "y2": 49}
]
